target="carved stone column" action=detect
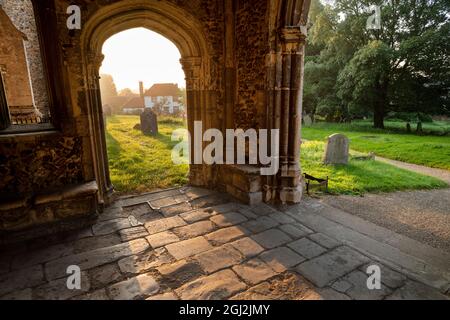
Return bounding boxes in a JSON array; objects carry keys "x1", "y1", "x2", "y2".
[
  {"x1": 181, "y1": 57, "x2": 205, "y2": 187},
  {"x1": 86, "y1": 52, "x2": 114, "y2": 205},
  {"x1": 265, "y1": 26, "x2": 307, "y2": 204},
  {"x1": 279, "y1": 27, "x2": 306, "y2": 203}
]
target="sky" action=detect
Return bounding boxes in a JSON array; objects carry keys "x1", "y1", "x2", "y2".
[{"x1": 100, "y1": 28, "x2": 185, "y2": 92}]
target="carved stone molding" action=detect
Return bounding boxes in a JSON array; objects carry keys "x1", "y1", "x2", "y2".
[
  {"x1": 181, "y1": 56, "x2": 203, "y2": 91},
  {"x1": 279, "y1": 26, "x2": 307, "y2": 54}
]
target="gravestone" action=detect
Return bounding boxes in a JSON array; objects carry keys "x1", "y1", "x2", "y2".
[
  {"x1": 140, "y1": 108, "x2": 158, "y2": 136},
  {"x1": 303, "y1": 114, "x2": 313, "y2": 126},
  {"x1": 323, "y1": 133, "x2": 349, "y2": 165}
]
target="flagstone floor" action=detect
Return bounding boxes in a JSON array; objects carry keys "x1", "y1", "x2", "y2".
[{"x1": 0, "y1": 187, "x2": 448, "y2": 300}]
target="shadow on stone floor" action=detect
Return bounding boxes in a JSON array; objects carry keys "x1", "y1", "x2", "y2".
[{"x1": 0, "y1": 187, "x2": 448, "y2": 300}]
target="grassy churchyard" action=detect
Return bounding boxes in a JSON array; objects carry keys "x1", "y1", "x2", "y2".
[
  {"x1": 106, "y1": 115, "x2": 189, "y2": 195},
  {"x1": 106, "y1": 115, "x2": 448, "y2": 195},
  {"x1": 303, "y1": 121, "x2": 450, "y2": 170}
]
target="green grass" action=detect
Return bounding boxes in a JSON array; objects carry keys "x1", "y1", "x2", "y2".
[
  {"x1": 302, "y1": 122, "x2": 450, "y2": 170},
  {"x1": 301, "y1": 141, "x2": 447, "y2": 195},
  {"x1": 106, "y1": 115, "x2": 189, "y2": 195},
  {"x1": 106, "y1": 115, "x2": 448, "y2": 195}
]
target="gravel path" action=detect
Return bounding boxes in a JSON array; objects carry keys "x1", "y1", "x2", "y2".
[
  {"x1": 376, "y1": 156, "x2": 450, "y2": 185},
  {"x1": 321, "y1": 189, "x2": 450, "y2": 252}
]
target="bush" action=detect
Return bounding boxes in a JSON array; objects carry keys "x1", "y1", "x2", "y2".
[
  {"x1": 417, "y1": 112, "x2": 433, "y2": 123},
  {"x1": 385, "y1": 112, "x2": 433, "y2": 123}
]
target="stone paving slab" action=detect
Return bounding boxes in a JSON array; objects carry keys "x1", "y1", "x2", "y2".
[
  {"x1": 180, "y1": 208, "x2": 216, "y2": 224},
  {"x1": 386, "y1": 281, "x2": 449, "y2": 300},
  {"x1": 285, "y1": 202, "x2": 450, "y2": 291},
  {"x1": 343, "y1": 270, "x2": 392, "y2": 300},
  {"x1": 278, "y1": 223, "x2": 312, "y2": 239},
  {"x1": 75, "y1": 289, "x2": 109, "y2": 300},
  {"x1": 0, "y1": 187, "x2": 448, "y2": 300},
  {"x1": 175, "y1": 269, "x2": 246, "y2": 300},
  {"x1": 108, "y1": 273, "x2": 160, "y2": 300},
  {"x1": 119, "y1": 227, "x2": 149, "y2": 242},
  {"x1": 165, "y1": 237, "x2": 212, "y2": 260},
  {"x1": 205, "y1": 226, "x2": 250, "y2": 246},
  {"x1": 230, "y1": 237, "x2": 265, "y2": 259},
  {"x1": 146, "y1": 292, "x2": 178, "y2": 300},
  {"x1": 34, "y1": 271, "x2": 91, "y2": 300},
  {"x1": 195, "y1": 244, "x2": 243, "y2": 274},
  {"x1": 210, "y1": 212, "x2": 248, "y2": 227},
  {"x1": 0, "y1": 265, "x2": 45, "y2": 296},
  {"x1": 174, "y1": 221, "x2": 215, "y2": 239},
  {"x1": 232, "y1": 258, "x2": 277, "y2": 285},
  {"x1": 251, "y1": 229, "x2": 292, "y2": 249},
  {"x1": 308, "y1": 233, "x2": 340, "y2": 249},
  {"x1": 242, "y1": 216, "x2": 279, "y2": 233},
  {"x1": 288, "y1": 238, "x2": 327, "y2": 259},
  {"x1": 89, "y1": 264, "x2": 122, "y2": 289},
  {"x1": 157, "y1": 260, "x2": 204, "y2": 289},
  {"x1": 146, "y1": 231, "x2": 180, "y2": 249},
  {"x1": 145, "y1": 216, "x2": 187, "y2": 235},
  {"x1": 118, "y1": 248, "x2": 172, "y2": 274},
  {"x1": 1, "y1": 288, "x2": 33, "y2": 300},
  {"x1": 45, "y1": 239, "x2": 149, "y2": 280},
  {"x1": 92, "y1": 218, "x2": 132, "y2": 236},
  {"x1": 260, "y1": 247, "x2": 305, "y2": 273},
  {"x1": 296, "y1": 246, "x2": 370, "y2": 288},
  {"x1": 231, "y1": 272, "x2": 321, "y2": 300}
]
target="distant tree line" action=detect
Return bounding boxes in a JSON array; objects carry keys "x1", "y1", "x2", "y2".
[{"x1": 304, "y1": 0, "x2": 449, "y2": 128}]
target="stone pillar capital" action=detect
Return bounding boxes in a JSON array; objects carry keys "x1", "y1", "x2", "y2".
[
  {"x1": 181, "y1": 57, "x2": 202, "y2": 91},
  {"x1": 86, "y1": 52, "x2": 105, "y2": 71},
  {"x1": 279, "y1": 27, "x2": 307, "y2": 53}
]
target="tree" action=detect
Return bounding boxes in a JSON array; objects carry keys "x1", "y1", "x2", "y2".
[
  {"x1": 99, "y1": 74, "x2": 118, "y2": 99},
  {"x1": 118, "y1": 88, "x2": 137, "y2": 97},
  {"x1": 305, "y1": 0, "x2": 450, "y2": 128},
  {"x1": 337, "y1": 40, "x2": 393, "y2": 128}
]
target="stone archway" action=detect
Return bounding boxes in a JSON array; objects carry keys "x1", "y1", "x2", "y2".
[{"x1": 80, "y1": 1, "x2": 217, "y2": 204}]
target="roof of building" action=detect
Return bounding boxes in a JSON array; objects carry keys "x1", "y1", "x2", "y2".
[
  {"x1": 145, "y1": 83, "x2": 179, "y2": 97},
  {"x1": 122, "y1": 97, "x2": 145, "y2": 109}
]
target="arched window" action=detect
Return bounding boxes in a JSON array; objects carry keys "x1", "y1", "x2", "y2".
[{"x1": 0, "y1": 0, "x2": 51, "y2": 131}]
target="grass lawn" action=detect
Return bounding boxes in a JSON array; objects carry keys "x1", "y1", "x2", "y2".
[
  {"x1": 302, "y1": 122, "x2": 450, "y2": 170},
  {"x1": 106, "y1": 115, "x2": 189, "y2": 195},
  {"x1": 301, "y1": 141, "x2": 447, "y2": 195},
  {"x1": 106, "y1": 115, "x2": 448, "y2": 195}
]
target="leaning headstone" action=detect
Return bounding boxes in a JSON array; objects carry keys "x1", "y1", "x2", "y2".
[
  {"x1": 323, "y1": 133, "x2": 349, "y2": 165},
  {"x1": 140, "y1": 109, "x2": 158, "y2": 136},
  {"x1": 303, "y1": 114, "x2": 313, "y2": 126}
]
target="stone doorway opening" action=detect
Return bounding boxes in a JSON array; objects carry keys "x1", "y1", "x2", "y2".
[
  {"x1": 81, "y1": 1, "x2": 215, "y2": 204},
  {"x1": 99, "y1": 28, "x2": 189, "y2": 196}
]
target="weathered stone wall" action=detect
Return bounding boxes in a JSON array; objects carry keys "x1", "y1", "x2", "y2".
[
  {"x1": 235, "y1": 0, "x2": 269, "y2": 130},
  {"x1": 0, "y1": 134, "x2": 83, "y2": 198},
  {"x1": 0, "y1": 0, "x2": 50, "y2": 115}
]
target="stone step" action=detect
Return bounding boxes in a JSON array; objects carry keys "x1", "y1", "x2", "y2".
[
  {"x1": 284, "y1": 202, "x2": 450, "y2": 293},
  {"x1": 220, "y1": 165, "x2": 263, "y2": 205}
]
